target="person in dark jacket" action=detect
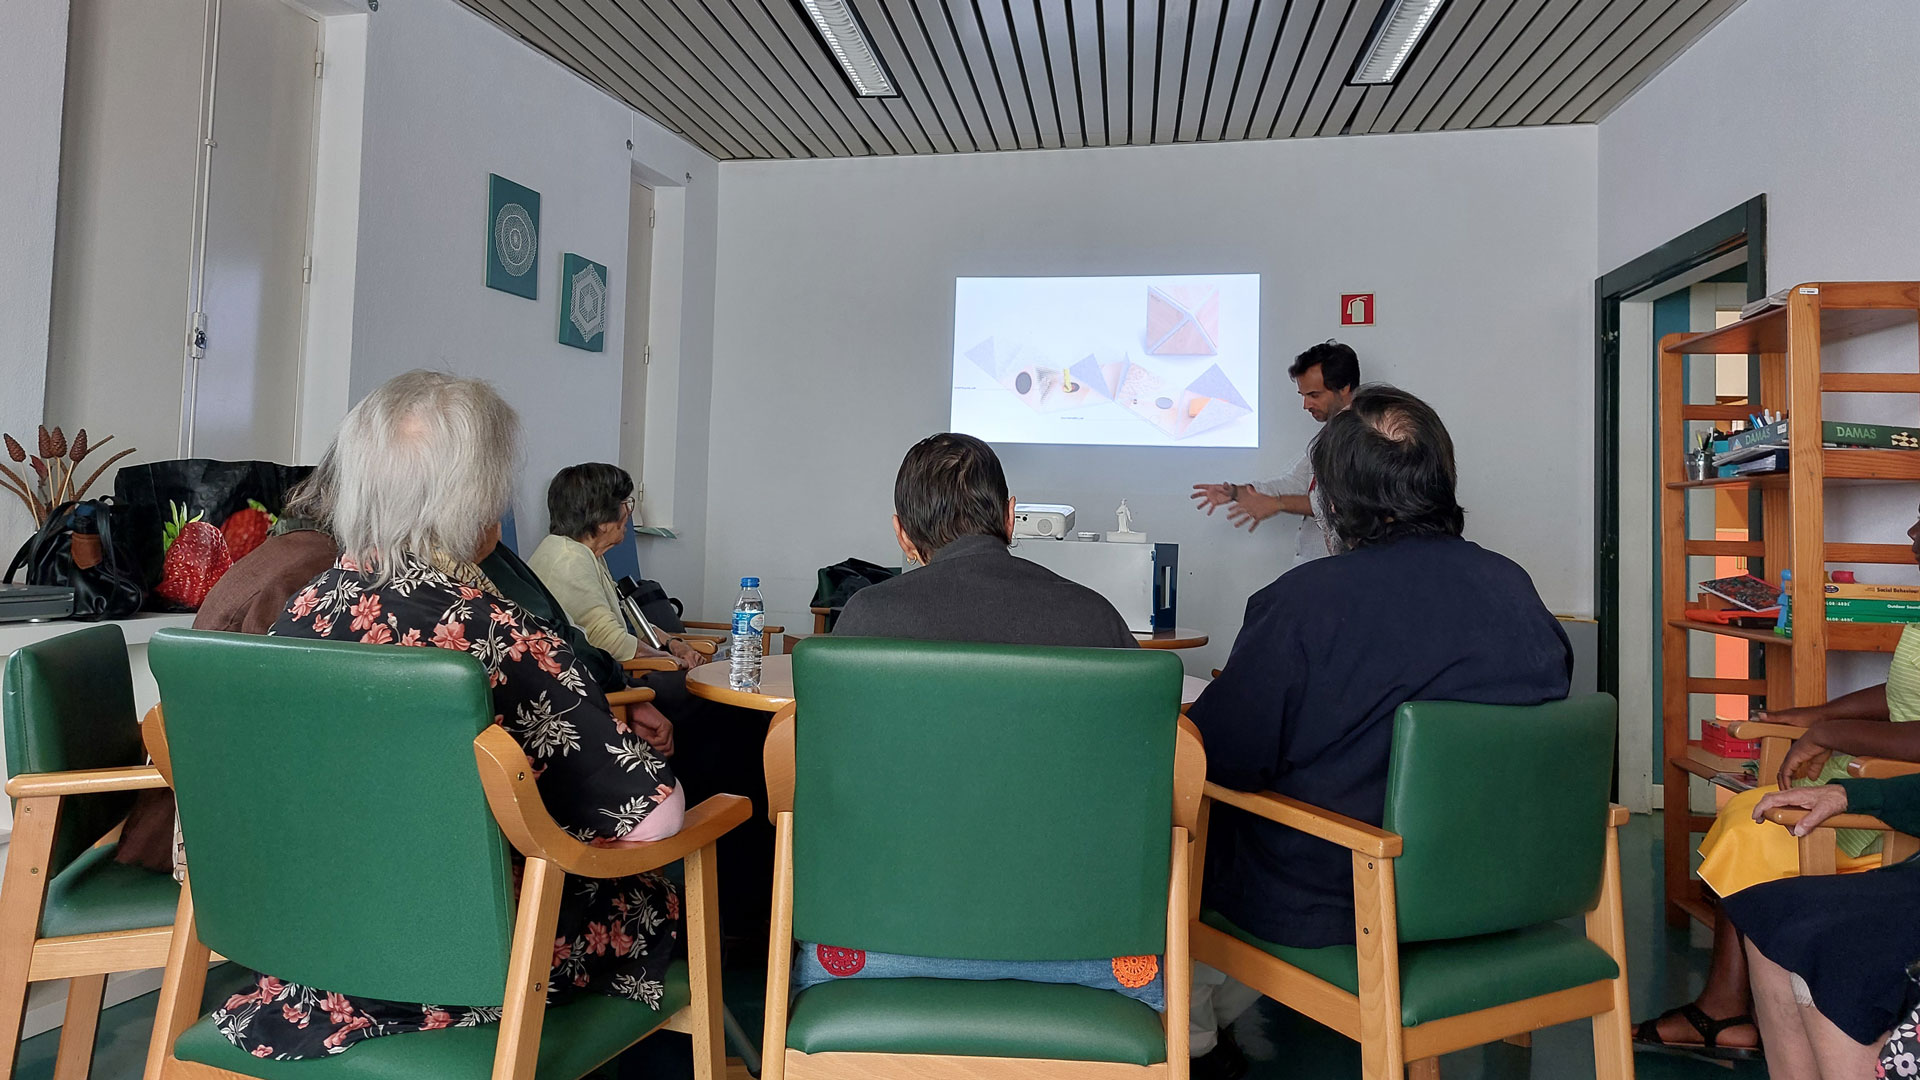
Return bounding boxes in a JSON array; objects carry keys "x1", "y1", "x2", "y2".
[
  {"x1": 1184, "y1": 386, "x2": 1571, "y2": 1077},
  {"x1": 833, "y1": 432, "x2": 1135, "y2": 648}
]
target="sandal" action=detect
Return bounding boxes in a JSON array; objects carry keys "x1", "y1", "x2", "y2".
[{"x1": 1632, "y1": 1003, "x2": 1763, "y2": 1061}]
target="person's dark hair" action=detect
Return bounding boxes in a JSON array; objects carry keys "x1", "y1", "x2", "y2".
[
  {"x1": 893, "y1": 433, "x2": 1011, "y2": 556},
  {"x1": 1288, "y1": 340, "x2": 1360, "y2": 391},
  {"x1": 546, "y1": 463, "x2": 634, "y2": 542},
  {"x1": 1310, "y1": 384, "x2": 1465, "y2": 548}
]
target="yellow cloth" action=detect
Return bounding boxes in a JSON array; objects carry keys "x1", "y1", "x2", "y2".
[{"x1": 1696, "y1": 785, "x2": 1881, "y2": 897}]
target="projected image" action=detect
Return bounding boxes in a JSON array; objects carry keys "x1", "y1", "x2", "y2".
[{"x1": 951, "y1": 274, "x2": 1260, "y2": 447}]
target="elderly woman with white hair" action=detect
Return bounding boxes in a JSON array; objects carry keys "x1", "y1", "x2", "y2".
[{"x1": 210, "y1": 371, "x2": 687, "y2": 1060}]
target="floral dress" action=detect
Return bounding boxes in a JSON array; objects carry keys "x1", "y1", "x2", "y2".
[{"x1": 210, "y1": 552, "x2": 682, "y2": 1059}]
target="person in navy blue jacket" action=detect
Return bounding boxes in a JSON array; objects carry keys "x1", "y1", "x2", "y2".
[{"x1": 1184, "y1": 385, "x2": 1571, "y2": 1079}]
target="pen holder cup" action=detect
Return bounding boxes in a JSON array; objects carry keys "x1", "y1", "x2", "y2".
[{"x1": 1686, "y1": 453, "x2": 1712, "y2": 482}]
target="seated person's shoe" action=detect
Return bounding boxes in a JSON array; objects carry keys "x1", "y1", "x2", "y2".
[{"x1": 1191, "y1": 1025, "x2": 1250, "y2": 1080}]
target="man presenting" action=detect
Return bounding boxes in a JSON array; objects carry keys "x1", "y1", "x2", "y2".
[{"x1": 1191, "y1": 340, "x2": 1359, "y2": 567}]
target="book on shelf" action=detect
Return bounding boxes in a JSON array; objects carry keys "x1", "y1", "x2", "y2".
[
  {"x1": 1714, "y1": 419, "x2": 1789, "y2": 464},
  {"x1": 1698, "y1": 574, "x2": 1784, "y2": 612},
  {"x1": 1824, "y1": 582, "x2": 1920, "y2": 600},
  {"x1": 1716, "y1": 451, "x2": 1787, "y2": 478},
  {"x1": 1702, "y1": 717, "x2": 1762, "y2": 758},
  {"x1": 1739, "y1": 289, "x2": 1790, "y2": 320},
  {"x1": 1823, "y1": 421, "x2": 1920, "y2": 450},
  {"x1": 1686, "y1": 743, "x2": 1758, "y2": 775}
]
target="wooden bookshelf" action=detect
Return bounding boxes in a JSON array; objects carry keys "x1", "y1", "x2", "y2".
[{"x1": 1659, "y1": 281, "x2": 1920, "y2": 929}]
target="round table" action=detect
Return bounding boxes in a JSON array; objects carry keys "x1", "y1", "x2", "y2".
[
  {"x1": 1135, "y1": 627, "x2": 1209, "y2": 650},
  {"x1": 687, "y1": 653, "x2": 1210, "y2": 712}
]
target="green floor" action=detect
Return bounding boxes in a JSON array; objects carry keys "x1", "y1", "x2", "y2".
[{"x1": 17, "y1": 812, "x2": 1763, "y2": 1079}]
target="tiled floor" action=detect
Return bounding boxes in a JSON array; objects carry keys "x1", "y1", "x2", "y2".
[{"x1": 16, "y1": 813, "x2": 1766, "y2": 1079}]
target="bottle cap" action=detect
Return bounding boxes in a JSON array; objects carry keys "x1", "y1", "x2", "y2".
[{"x1": 741, "y1": 577, "x2": 759, "y2": 588}]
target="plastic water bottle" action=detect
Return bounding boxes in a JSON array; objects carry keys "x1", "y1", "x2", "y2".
[{"x1": 729, "y1": 577, "x2": 765, "y2": 690}]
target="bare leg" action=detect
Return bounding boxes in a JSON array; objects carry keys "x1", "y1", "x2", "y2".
[
  {"x1": 1744, "y1": 939, "x2": 1818, "y2": 1080},
  {"x1": 1649, "y1": 910, "x2": 1760, "y2": 1048}
]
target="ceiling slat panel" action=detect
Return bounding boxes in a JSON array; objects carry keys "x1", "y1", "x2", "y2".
[
  {"x1": 847, "y1": 0, "x2": 946, "y2": 152},
  {"x1": 1342, "y1": 80, "x2": 1393, "y2": 133},
  {"x1": 950, "y1": 0, "x2": 1038, "y2": 147},
  {"x1": 1417, "y1": 0, "x2": 1546, "y2": 130},
  {"x1": 1211, "y1": 0, "x2": 1295, "y2": 141},
  {"x1": 1488, "y1": 0, "x2": 1631, "y2": 124},
  {"x1": 1243, "y1": 0, "x2": 1327, "y2": 140},
  {"x1": 1103, "y1": 0, "x2": 1134, "y2": 143},
  {"x1": 609, "y1": 0, "x2": 815, "y2": 156},
  {"x1": 467, "y1": 0, "x2": 748, "y2": 157},
  {"x1": 1192, "y1": 0, "x2": 1255, "y2": 141},
  {"x1": 1574, "y1": 0, "x2": 1741, "y2": 121},
  {"x1": 1036, "y1": 0, "x2": 1089, "y2": 146},
  {"x1": 561, "y1": 0, "x2": 787, "y2": 157},
  {"x1": 1127, "y1": 0, "x2": 1158, "y2": 145},
  {"x1": 1519, "y1": 0, "x2": 1677, "y2": 124},
  {"x1": 870, "y1": 0, "x2": 979, "y2": 150},
  {"x1": 1444, "y1": 0, "x2": 1588, "y2": 128},
  {"x1": 1397, "y1": 0, "x2": 1524, "y2": 132},
  {"x1": 1289, "y1": 0, "x2": 1375, "y2": 138},
  {"x1": 970, "y1": 0, "x2": 1046, "y2": 147},
  {"x1": 1067, "y1": 0, "x2": 1109, "y2": 145},
  {"x1": 658, "y1": 0, "x2": 846, "y2": 156},
  {"x1": 706, "y1": 0, "x2": 874, "y2": 153},
  {"x1": 1151, "y1": 0, "x2": 1194, "y2": 142},
  {"x1": 755, "y1": 0, "x2": 913, "y2": 152},
  {"x1": 686, "y1": 0, "x2": 853, "y2": 155},
  {"x1": 928, "y1": 0, "x2": 1021, "y2": 149},
  {"x1": 895, "y1": 0, "x2": 999, "y2": 148},
  {"x1": 1004, "y1": 0, "x2": 1070, "y2": 147},
  {"x1": 1171, "y1": 0, "x2": 1225, "y2": 142},
  {"x1": 1371, "y1": 0, "x2": 1486, "y2": 133},
  {"x1": 1541, "y1": 0, "x2": 1702, "y2": 122},
  {"x1": 1313, "y1": 80, "x2": 1365, "y2": 134}
]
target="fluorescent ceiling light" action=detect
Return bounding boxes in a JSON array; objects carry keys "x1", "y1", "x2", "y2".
[
  {"x1": 797, "y1": 0, "x2": 897, "y2": 97},
  {"x1": 1349, "y1": 0, "x2": 1447, "y2": 85}
]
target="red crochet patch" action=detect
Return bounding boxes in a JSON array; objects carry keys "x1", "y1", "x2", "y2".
[{"x1": 816, "y1": 945, "x2": 866, "y2": 977}]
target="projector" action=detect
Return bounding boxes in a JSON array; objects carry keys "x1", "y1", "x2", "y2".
[{"x1": 1013, "y1": 503, "x2": 1075, "y2": 539}]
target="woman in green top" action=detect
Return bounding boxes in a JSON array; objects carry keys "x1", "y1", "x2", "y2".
[{"x1": 1724, "y1": 775, "x2": 1920, "y2": 1079}]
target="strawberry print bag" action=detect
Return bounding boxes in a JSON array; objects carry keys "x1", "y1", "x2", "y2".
[{"x1": 113, "y1": 459, "x2": 313, "y2": 612}]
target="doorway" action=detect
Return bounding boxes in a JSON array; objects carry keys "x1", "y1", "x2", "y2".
[{"x1": 1594, "y1": 195, "x2": 1767, "y2": 811}]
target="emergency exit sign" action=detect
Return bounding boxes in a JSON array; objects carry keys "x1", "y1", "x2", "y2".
[{"x1": 1341, "y1": 294, "x2": 1375, "y2": 326}]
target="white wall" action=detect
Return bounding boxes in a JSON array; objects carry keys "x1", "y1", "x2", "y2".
[
  {"x1": 708, "y1": 127, "x2": 1599, "y2": 672},
  {"x1": 0, "y1": 0, "x2": 69, "y2": 559}
]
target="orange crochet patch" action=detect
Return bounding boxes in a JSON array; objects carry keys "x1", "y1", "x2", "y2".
[{"x1": 1111, "y1": 955, "x2": 1159, "y2": 988}]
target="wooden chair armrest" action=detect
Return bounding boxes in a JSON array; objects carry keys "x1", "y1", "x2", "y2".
[
  {"x1": 1727, "y1": 721, "x2": 1808, "y2": 742},
  {"x1": 765, "y1": 704, "x2": 796, "y2": 819},
  {"x1": 473, "y1": 726, "x2": 751, "y2": 876},
  {"x1": 1202, "y1": 783, "x2": 1403, "y2": 858},
  {"x1": 622, "y1": 657, "x2": 679, "y2": 674},
  {"x1": 1762, "y1": 807, "x2": 1896, "y2": 833},
  {"x1": 1849, "y1": 758, "x2": 1920, "y2": 780},
  {"x1": 1609, "y1": 804, "x2": 1629, "y2": 827},
  {"x1": 678, "y1": 638, "x2": 717, "y2": 657},
  {"x1": 605, "y1": 688, "x2": 657, "y2": 708},
  {"x1": 4, "y1": 765, "x2": 168, "y2": 799}
]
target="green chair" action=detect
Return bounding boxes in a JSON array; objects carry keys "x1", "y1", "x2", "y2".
[
  {"x1": 1190, "y1": 695, "x2": 1632, "y2": 1080},
  {"x1": 0, "y1": 624, "x2": 177, "y2": 1080},
  {"x1": 759, "y1": 637, "x2": 1203, "y2": 1080},
  {"x1": 140, "y1": 628, "x2": 749, "y2": 1080}
]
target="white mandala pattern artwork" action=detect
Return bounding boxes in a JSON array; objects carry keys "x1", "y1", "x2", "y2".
[
  {"x1": 494, "y1": 203, "x2": 537, "y2": 276},
  {"x1": 569, "y1": 263, "x2": 607, "y2": 340}
]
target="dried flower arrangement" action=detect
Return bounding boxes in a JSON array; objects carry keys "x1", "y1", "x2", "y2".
[{"x1": 0, "y1": 426, "x2": 137, "y2": 528}]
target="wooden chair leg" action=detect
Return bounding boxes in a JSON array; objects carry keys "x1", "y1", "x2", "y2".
[
  {"x1": 1798, "y1": 827, "x2": 1838, "y2": 876},
  {"x1": 52, "y1": 974, "x2": 106, "y2": 1080},
  {"x1": 490, "y1": 857, "x2": 565, "y2": 1080},
  {"x1": 1164, "y1": 827, "x2": 1191, "y2": 1078},
  {"x1": 1353, "y1": 852, "x2": 1405, "y2": 1080},
  {"x1": 1406, "y1": 1059, "x2": 1440, "y2": 1080},
  {"x1": 144, "y1": 874, "x2": 211, "y2": 1080},
  {"x1": 684, "y1": 843, "x2": 725, "y2": 1080},
  {"x1": 760, "y1": 814, "x2": 795, "y2": 1080},
  {"x1": 0, "y1": 796, "x2": 61, "y2": 1080},
  {"x1": 1586, "y1": 820, "x2": 1634, "y2": 1080}
]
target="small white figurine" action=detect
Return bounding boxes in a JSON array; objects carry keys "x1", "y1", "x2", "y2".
[
  {"x1": 1116, "y1": 500, "x2": 1133, "y2": 534},
  {"x1": 1108, "y1": 499, "x2": 1147, "y2": 543}
]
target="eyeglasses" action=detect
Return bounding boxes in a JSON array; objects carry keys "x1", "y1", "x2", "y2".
[{"x1": 621, "y1": 496, "x2": 636, "y2": 513}]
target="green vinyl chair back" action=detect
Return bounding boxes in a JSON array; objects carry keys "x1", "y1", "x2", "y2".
[
  {"x1": 148, "y1": 629, "x2": 516, "y2": 1005},
  {"x1": 1382, "y1": 693, "x2": 1616, "y2": 943},
  {"x1": 2, "y1": 624, "x2": 144, "y2": 876},
  {"x1": 789, "y1": 637, "x2": 1184, "y2": 962}
]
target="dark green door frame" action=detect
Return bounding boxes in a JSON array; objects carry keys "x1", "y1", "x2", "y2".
[{"x1": 1593, "y1": 195, "x2": 1767, "y2": 700}]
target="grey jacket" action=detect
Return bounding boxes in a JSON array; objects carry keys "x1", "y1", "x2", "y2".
[{"x1": 832, "y1": 534, "x2": 1137, "y2": 648}]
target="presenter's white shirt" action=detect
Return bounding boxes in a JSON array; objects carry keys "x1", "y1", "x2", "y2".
[{"x1": 1250, "y1": 451, "x2": 1340, "y2": 568}]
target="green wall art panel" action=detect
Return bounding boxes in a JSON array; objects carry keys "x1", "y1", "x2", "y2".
[
  {"x1": 558, "y1": 253, "x2": 608, "y2": 351},
  {"x1": 486, "y1": 174, "x2": 540, "y2": 298}
]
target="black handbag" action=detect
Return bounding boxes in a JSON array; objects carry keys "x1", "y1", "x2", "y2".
[
  {"x1": 4, "y1": 499, "x2": 146, "y2": 621},
  {"x1": 810, "y1": 557, "x2": 900, "y2": 631},
  {"x1": 616, "y1": 576, "x2": 686, "y2": 633}
]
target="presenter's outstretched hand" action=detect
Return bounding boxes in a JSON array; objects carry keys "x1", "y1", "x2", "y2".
[
  {"x1": 1227, "y1": 491, "x2": 1284, "y2": 532},
  {"x1": 1191, "y1": 483, "x2": 1234, "y2": 513}
]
